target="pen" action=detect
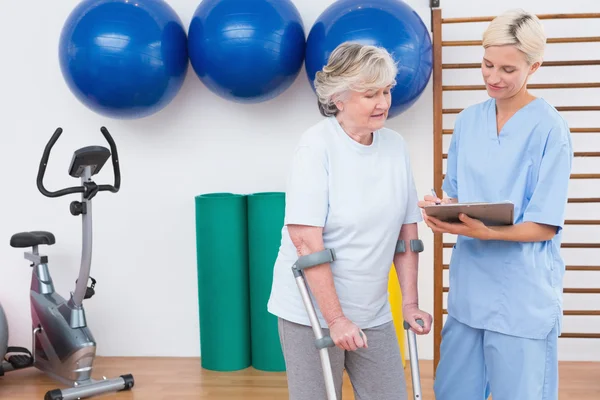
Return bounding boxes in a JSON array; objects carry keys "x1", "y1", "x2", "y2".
[{"x1": 431, "y1": 188, "x2": 441, "y2": 205}]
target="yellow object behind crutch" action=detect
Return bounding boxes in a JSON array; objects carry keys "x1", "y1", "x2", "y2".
[{"x1": 388, "y1": 264, "x2": 407, "y2": 368}]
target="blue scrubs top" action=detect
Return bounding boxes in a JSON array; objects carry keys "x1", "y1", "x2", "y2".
[{"x1": 442, "y1": 97, "x2": 574, "y2": 340}]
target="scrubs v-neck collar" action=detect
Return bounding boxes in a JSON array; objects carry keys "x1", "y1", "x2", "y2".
[{"x1": 487, "y1": 97, "x2": 543, "y2": 140}]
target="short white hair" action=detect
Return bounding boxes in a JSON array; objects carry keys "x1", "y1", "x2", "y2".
[
  {"x1": 483, "y1": 9, "x2": 547, "y2": 65},
  {"x1": 314, "y1": 42, "x2": 398, "y2": 117}
]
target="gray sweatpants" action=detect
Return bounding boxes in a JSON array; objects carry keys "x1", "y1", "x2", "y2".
[{"x1": 278, "y1": 318, "x2": 408, "y2": 400}]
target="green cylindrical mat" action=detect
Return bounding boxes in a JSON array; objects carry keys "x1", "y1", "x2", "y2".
[
  {"x1": 247, "y1": 192, "x2": 286, "y2": 371},
  {"x1": 195, "y1": 193, "x2": 250, "y2": 371}
]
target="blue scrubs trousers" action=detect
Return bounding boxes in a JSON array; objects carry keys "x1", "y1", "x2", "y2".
[{"x1": 434, "y1": 315, "x2": 559, "y2": 400}]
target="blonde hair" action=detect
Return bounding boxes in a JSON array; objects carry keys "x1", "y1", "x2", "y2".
[
  {"x1": 314, "y1": 42, "x2": 398, "y2": 117},
  {"x1": 482, "y1": 9, "x2": 547, "y2": 65}
]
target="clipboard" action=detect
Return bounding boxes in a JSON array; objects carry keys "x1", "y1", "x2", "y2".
[{"x1": 422, "y1": 201, "x2": 514, "y2": 226}]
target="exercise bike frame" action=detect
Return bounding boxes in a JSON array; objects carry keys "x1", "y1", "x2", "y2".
[
  {"x1": 4, "y1": 127, "x2": 133, "y2": 400},
  {"x1": 36, "y1": 126, "x2": 120, "y2": 311}
]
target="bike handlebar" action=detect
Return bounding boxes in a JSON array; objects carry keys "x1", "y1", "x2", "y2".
[
  {"x1": 98, "y1": 126, "x2": 121, "y2": 193},
  {"x1": 36, "y1": 126, "x2": 121, "y2": 198}
]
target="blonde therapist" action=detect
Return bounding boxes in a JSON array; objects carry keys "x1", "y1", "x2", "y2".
[{"x1": 420, "y1": 9, "x2": 573, "y2": 400}]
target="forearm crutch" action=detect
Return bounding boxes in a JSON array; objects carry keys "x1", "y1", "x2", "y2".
[
  {"x1": 404, "y1": 318, "x2": 424, "y2": 399},
  {"x1": 291, "y1": 239, "x2": 425, "y2": 400},
  {"x1": 396, "y1": 239, "x2": 425, "y2": 399},
  {"x1": 292, "y1": 248, "x2": 338, "y2": 400}
]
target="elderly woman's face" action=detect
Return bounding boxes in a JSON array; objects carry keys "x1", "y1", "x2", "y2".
[{"x1": 336, "y1": 85, "x2": 392, "y2": 132}]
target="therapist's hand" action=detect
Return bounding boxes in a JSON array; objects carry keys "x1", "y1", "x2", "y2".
[
  {"x1": 403, "y1": 304, "x2": 432, "y2": 335},
  {"x1": 417, "y1": 195, "x2": 454, "y2": 208},
  {"x1": 424, "y1": 212, "x2": 492, "y2": 240}
]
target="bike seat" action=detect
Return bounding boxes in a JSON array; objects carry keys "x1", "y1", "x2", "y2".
[{"x1": 10, "y1": 231, "x2": 56, "y2": 248}]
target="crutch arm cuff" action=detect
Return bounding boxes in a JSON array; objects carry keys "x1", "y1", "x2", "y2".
[
  {"x1": 293, "y1": 248, "x2": 336, "y2": 271},
  {"x1": 395, "y1": 239, "x2": 424, "y2": 254}
]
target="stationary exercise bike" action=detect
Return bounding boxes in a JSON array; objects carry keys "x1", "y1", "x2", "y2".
[{"x1": 0, "y1": 127, "x2": 134, "y2": 399}]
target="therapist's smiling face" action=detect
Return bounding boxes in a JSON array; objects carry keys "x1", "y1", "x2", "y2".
[{"x1": 481, "y1": 45, "x2": 537, "y2": 100}]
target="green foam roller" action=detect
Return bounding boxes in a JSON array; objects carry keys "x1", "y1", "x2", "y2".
[
  {"x1": 195, "y1": 193, "x2": 251, "y2": 371},
  {"x1": 247, "y1": 192, "x2": 286, "y2": 371}
]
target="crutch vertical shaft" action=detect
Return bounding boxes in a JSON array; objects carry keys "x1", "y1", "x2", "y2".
[
  {"x1": 396, "y1": 239, "x2": 425, "y2": 399},
  {"x1": 292, "y1": 249, "x2": 338, "y2": 400},
  {"x1": 404, "y1": 319, "x2": 424, "y2": 400}
]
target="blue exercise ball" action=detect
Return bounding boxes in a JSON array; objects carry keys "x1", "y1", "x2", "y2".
[
  {"x1": 305, "y1": 0, "x2": 433, "y2": 118},
  {"x1": 188, "y1": 0, "x2": 306, "y2": 104},
  {"x1": 59, "y1": 0, "x2": 188, "y2": 119}
]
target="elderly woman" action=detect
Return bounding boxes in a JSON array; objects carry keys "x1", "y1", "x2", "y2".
[{"x1": 267, "y1": 42, "x2": 432, "y2": 400}]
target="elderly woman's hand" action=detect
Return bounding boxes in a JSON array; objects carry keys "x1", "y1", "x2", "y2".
[
  {"x1": 402, "y1": 304, "x2": 433, "y2": 335},
  {"x1": 328, "y1": 316, "x2": 368, "y2": 351}
]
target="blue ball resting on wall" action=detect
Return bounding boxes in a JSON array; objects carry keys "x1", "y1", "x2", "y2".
[
  {"x1": 305, "y1": 0, "x2": 433, "y2": 119},
  {"x1": 188, "y1": 0, "x2": 306, "y2": 104},
  {"x1": 58, "y1": 0, "x2": 188, "y2": 119}
]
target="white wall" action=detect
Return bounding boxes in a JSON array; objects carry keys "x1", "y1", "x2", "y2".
[{"x1": 0, "y1": 0, "x2": 598, "y2": 362}]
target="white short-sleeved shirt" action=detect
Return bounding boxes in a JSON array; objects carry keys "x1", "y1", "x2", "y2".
[{"x1": 267, "y1": 117, "x2": 422, "y2": 329}]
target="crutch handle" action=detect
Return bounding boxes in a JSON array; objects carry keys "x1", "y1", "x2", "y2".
[
  {"x1": 316, "y1": 336, "x2": 335, "y2": 349},
  {"x1": 403, "y1": 318, "x2": 425, "y2": 331}
]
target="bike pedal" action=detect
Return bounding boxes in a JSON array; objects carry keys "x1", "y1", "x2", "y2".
[
  {"x1": 5, "y1": 347, "x2": 34, "y2": 370},
  {"x1": 8, "y1": 354, "x2": 33, "y2": 369}
]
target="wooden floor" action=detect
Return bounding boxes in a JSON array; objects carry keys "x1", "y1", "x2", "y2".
[{"x1": 0, "y1": 358, "x2": 598, "y2": 399}]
